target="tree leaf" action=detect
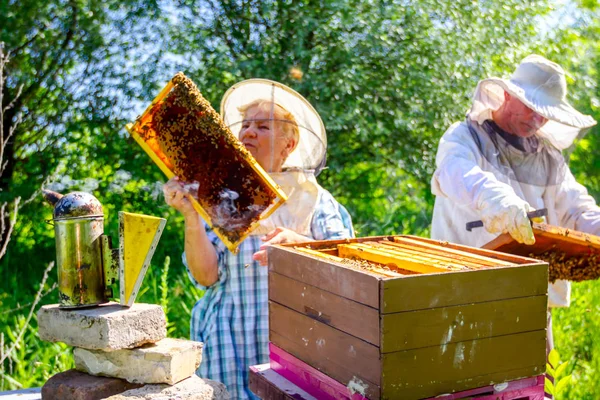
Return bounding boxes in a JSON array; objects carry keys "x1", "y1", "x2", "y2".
[
  {"x1": 548, "y1": 348, "x2": 560, "y2": 369},
  {"x1": 555, "y1": 375, "x2": 572, "y2": 394},
  {"x1": 555, "y1": 361, "x2": 569, "y2": 379},
  {"x1": 545, "y1": 377, "x2": 555, "y2": 396},
  {"x1": 546, "y1": 363, "x2": 555, "y2": 378}
]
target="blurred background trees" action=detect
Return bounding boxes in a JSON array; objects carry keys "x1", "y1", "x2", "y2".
[{"x1": 1, "y1": 0, "x2": 599, "y2": 397}]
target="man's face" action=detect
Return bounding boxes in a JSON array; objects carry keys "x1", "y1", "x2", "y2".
[{"x1": 502, "y1": 93, "x2": 548, "y2": 138}]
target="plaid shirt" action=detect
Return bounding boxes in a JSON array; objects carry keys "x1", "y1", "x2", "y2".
[{"x1": 184, "y1": 189, "x2": 353, "y2": 399}]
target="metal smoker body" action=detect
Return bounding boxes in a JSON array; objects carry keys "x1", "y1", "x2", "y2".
[{"x1": 45, "y1": 191, "x2": 117, "y2": 308}]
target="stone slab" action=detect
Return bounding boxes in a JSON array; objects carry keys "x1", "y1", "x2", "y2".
[
  {"x1": 41, "y1": 369, "x2": 142, "y2": 400},
  {"x1": 105, "y1": 375, "x2": 229, "y2": 399},
  {"x1": 38, "y1": 302, "x2": 166, "y2": 351},
  {"x1": 74, "y1": 338, "x2": 203, "y2": 384}
]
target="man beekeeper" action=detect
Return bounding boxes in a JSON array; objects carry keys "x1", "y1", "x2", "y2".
[{"x1": 430, "y1": 54, "x2": 600, "y2": 349}]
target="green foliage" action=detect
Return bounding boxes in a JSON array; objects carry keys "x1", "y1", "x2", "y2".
[
  {"x1": 2, "y1": 0, "x2": 600, "y2": 395},
  {"x1": 545, "y1": 348, "x2": 572, "y2": 398}
]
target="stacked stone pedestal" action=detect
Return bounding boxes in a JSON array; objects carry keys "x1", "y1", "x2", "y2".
[{"x1": 38, "y1": 303, "x2": 229, "y2": 399}]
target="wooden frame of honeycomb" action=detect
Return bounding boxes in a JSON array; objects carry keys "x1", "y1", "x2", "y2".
[
  {"x1": 125, "y1": 73, "x2": 287, "y2": 253},
  {"x1": 484, "y1": 222, "x2": 600, "y2": 282}
]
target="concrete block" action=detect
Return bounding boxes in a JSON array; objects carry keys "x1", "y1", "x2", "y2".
[
  {"x1": 105, "y1": 375, "x2": 229, "y2": 399},
  {"x1": 74, "y1": 338, "x2": 203, "y2": 384},
  {"x1": 41, "y1": 369, "x2": 142, "y2": 400},
  {"x1": 38, "y1": 302, "x2": 166, "y2": 351}
]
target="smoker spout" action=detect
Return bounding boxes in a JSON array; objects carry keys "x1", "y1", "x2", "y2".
[{"x1": 42, "y1": 189, "x2": 64, "y2": 206}]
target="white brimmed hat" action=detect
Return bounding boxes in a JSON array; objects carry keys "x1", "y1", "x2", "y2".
[
  {"x1": 220, "y1": 79, "x2": 327, "y2": 174},
  {"x1": 469, "y1": 54, "x2": 596, "y2": 150}
]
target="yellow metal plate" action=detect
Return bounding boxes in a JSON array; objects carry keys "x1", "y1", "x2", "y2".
[{"x1": 119, "y1": 211, "x2": 166, "y2": 306}]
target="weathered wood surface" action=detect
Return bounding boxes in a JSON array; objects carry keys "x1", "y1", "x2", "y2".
[
  {"x1": 249, "y1": 364, "x2": 318, "y2": 400},
  {"x1": 270, "y1": 272, "x2": 380, "y2": 346},
  {"x1": 368, "y1": 241, "x2": 485, "y2": 269},
  {"x1": 269, "y1": 246, "x2": 381, "y2": 308},
  {"x1": 269, "y1": 302, "x2": 381, "y2": 399},
  {"x1": 381, "y1": 330, "x2": 546, "y2": 400},
  {"x1": 401, "y1": 235, "x2": 541, "y2": 264},
  {"x1": 381, "y1": 263, "x2": 548, "y2": 313},
  {"x1": 380, "y1": 295, "x2": 547, "y2": 353},
  {"x1": 338, "y1": 243, "x2": 454, "y2": 274},
  {"x1": 392, "y1": 237, "x2": 516, "y2": 266},
  {"x1": 270, "y1": 236, "x2": 548, "y2": 400}
]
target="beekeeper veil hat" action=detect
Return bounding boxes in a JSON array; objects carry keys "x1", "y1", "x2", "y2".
[
  {"x1": 470, "y1": 54, "x2": 596, "y2": 150},
  {"x1": 220, "y1": 79, "x2": 327, "y2": 175}
]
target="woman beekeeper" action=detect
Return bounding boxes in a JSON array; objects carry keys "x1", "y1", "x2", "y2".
[
  {"x1": 430, "y1": 54, "x2": 600, "y2": 352},
  {"x1": 163, "y1": 79, "x2": 354, "y2": 399}
]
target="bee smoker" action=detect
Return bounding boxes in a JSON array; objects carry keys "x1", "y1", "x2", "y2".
[{"x1": 43, "y1": 189, "x2": 165, "y2": 308}]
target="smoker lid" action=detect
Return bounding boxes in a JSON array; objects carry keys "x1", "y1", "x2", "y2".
[{"x1": 53, "y1": 192, "x2": 104, "y2": 220}]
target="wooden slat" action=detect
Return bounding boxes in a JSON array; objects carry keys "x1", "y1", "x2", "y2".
[
  {"x1": 381, "y1": 263, "x2": 548, "y2": 313},
  {"x1": 397, "y1": 235, "x2": 539, "y2": 264},
  {"x1": 380, "y1": 295, "x2": 547, "y2": 353},
  {"x1": 338, "y1": 244, "x2": 453, "y2": 274},
  {"x1": 381, "y1": 330, "x2": 546, "y2": 400},
  {"x1": 377, "y1": 241, "x2": 485, "y2": 269},
  {"x1": 361, "y1": 241, "x2": 472, "y2": 270},
  {"x1": 269, "y1": 246, "x2": 380, "y2": 308},
  {"x1": 269, "y1": 272, "x2": 380, "y2": 346},
  {"x1": 249, "y1": 365, "x2": 317, "y2": 400},
  {"x1": 393, "y1": 237, "x2": 516, "y2": 266},
  {"x1": 294, "y1": 247, "x2": 403, "y2": 277},
  {"x1": 269, "y1": 301, "x2": 381, "y2": 398}
]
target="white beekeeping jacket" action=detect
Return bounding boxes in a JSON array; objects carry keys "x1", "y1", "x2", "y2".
[{"x1": 431, "y1": 119, "x2": 600, "y2": 307}]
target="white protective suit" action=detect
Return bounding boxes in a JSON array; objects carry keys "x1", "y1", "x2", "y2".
[{"x1": 431, "y1": 117, "x2": 600, "y2": 307}]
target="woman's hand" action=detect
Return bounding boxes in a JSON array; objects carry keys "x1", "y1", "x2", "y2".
[
  {"x1": 253, "y1": 227, "x2": 310, "y2": 266},
  {"x1": 163, "y1": 177, "x2": 196, "y2": 217}
]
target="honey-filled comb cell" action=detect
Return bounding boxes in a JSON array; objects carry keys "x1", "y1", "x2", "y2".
[{"x1": 126, "y1": 73, "x2": 287, "y2": 252}]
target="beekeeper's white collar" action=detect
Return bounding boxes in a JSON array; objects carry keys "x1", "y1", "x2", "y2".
[{"x1": 469, "y1": 54, "x2": 596, "y2": 150}]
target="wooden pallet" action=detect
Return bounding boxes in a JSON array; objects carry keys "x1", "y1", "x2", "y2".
[
  {"x1": 249, "y1": 344, "x2": 546, "y2": 399},
  {"x1": 268, "y1": 235, "x2": 548, "y2": 400}
]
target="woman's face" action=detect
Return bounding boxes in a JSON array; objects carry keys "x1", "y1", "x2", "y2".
[{"x1": 239, "y1": 107, "x2": 295, "y2": 172}]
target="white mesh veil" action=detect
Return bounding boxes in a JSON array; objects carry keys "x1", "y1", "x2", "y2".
[
  {"x1": 465, "y1": 55, "x2": 597, "y2": 187},
  {"x1": 470, "y1": 55, "x2": 596, "y2": 151},
  {"x1": 220, "y1": 79, "x2": 327, "y2": 175}
]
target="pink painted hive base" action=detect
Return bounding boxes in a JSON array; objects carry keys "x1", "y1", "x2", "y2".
[{"x1": 269, "y1": 343, "x2": 545, "y2": 400}]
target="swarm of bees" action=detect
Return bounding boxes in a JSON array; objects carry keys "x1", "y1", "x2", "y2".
[{"x1": 529, "y1": 250, "x2": 600, "y2": 283}]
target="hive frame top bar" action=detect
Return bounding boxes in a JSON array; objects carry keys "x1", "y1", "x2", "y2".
[{"x1": 125, "y1": 77, "x2": 288, "y2": 253}]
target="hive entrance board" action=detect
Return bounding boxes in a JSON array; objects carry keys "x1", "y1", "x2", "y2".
[
  {"x1": 268, "y1": 235, "x2": 548, "y2": 400},
  {"x1": 125, "y1": 73, "x2": 287, "y2": 252},
  {"x1": 483, "y1": 223, "x2": 600, "y2": 282}
]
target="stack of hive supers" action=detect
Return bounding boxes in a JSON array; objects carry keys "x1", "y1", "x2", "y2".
[
  {"x1": 37, "y1": 303, "x2": 229, "y2": 400},
  {"x1": 266, "y1": 235, "x2": 549, "y2": 400},
  {"x1": 484, "y1": 222, "x2": 600, "y2": 283}
]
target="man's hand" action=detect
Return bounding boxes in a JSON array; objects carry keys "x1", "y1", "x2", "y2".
[
  {"x1": 163, "y1": 177, "x2": 197, "y2": 217},
  {"x1": 480, "y1": 197, "x2": 536, "y2": 245},
  {"x1": 252, "y1": 227, "x2": 310, "y2": 266}
]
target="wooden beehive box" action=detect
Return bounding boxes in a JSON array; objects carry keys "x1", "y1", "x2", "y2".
[{"x1": 268, "y1": 235, "x2": 548, "y2": 400}]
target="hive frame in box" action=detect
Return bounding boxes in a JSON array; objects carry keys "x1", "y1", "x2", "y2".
[{"x1": 125, "y1": 78, "x2": 288, "y2": 253}]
